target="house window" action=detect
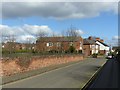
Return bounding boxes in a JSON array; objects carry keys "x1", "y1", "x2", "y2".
[
  {"x1": 2, "y1": 45, "x2": 4, "y2": 48},
  {"x1": 46, "y1": 42, "x2": 53, "y2": 47},
  {"x1": 56, "y1": 42, "x2": 61, "y2": 47},
  {"x1": 80, "y1": 41, "x2": 82, "y2": 46},
  {"x1": 96, "y1": 45, "x2": 98, "y2": 49},
  {"x1": 92, "y1": 45, "x2": 95, "y2": 49},
  {"x1": 79, "y1": 41, "x2": 82, "y2": 50},
  {"x1": 22, "y1": 46, "x2": 25, "y2": 50},
  {"x1": 69, "y1": 42, "x2": 73, "y2": 46}
]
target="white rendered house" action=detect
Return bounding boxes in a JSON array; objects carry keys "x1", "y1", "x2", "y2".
[{"x1": 95, "y1": 40, "x2": 110, "y2": 55}]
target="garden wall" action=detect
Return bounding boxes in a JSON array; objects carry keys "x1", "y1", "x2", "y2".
[{"x1": 1, "y1": 54, "x2": 83, "y2": 76}]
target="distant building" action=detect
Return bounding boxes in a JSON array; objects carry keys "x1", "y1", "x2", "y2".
[{"x1": 2, "y1": 42, "x2": 35, "y2": 52}]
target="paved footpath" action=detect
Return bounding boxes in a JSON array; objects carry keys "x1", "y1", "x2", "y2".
[{"x1": 2, "y1": 58, "x2": 107, "y2": 88}]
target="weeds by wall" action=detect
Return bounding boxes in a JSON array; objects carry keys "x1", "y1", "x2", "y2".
[{"x1": 1, "y1": 54, "x2": 83, "y2": 76}]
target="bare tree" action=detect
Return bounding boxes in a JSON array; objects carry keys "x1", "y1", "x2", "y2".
[
  {"x1": 65, "y1": 25, "x2": 82, "y2": 53},
  {"x1": 9, "y1": 35, "x2": 16, "y2": 53},
  {"x1": 35, "y1": 30, "x2": 49, "y2": 52},
  {"x1": 66, "y1": 25, "x2": 80, "y2": 41},
  {"x1": 61, "y1": 30, "x2": 66, "y2": 37},
  {"x1": 51, "y1": 31, "x2": 57, "y2": 37},
  {"x1": 2, "y1": 34, "x2": 16, "y2": 53},
  {"x1": 36, "y1": 30, "x2": 49, "y2": 39},
  {"x1": 26, "y1": 37, "x2": 33, "y2": 51}
]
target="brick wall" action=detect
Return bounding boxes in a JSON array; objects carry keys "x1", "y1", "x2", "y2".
[
  {"x1": 99, "y1": 50, "x2": 106, "y2": 55},
  {"x1": 1, "y1": 55, "x2": 83, "y2": 76},
  {"x1": 83, "y1": 45, "x2": 91, "y2": 56}
]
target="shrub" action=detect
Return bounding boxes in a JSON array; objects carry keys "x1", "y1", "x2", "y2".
[
  {"x1": 2, "y1": 50, "x2": 11, "y2": 54},
  {"x1": 15, "y1": 56, "x2": 32, "y2": 69},
  {"x1": 116, "y1": 50, "x2": 120, "y2": 62},
  {"x1": 65, "y1": 50, "x2": 69, "y2": 53},
  {"x1": 68, "y1": 46, "x2": 75, "y2": 53},
  {"x1": 32, "y1": 49, "x2": 37, "y2": 53},
  {"x1": 92, "y1": 53, "x2": 98, "y2": 58},
  {"x1": 78, "y1": 50, "x2": 82, "y2": 54},
  {"x1": 48, "y1": 50, "x2": 59, "y2": 54},
  {"x1": 99, "y1": 53, "x2": 104, "y2": 56},
  {"x1": 15, "y1": 49, "x2": 32, "y2": 53}
]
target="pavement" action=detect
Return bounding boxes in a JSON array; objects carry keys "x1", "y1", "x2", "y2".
[
  {"x1": 85, "y1": 58, "x2": 120, "y2": 88},
  {"x1": 2, "y1": 57, "x2": 107, "y2": 88}
]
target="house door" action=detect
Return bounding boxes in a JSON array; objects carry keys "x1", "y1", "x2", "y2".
[{"x1": 90, "y1": 51, "x2": 92, "y2": 55}]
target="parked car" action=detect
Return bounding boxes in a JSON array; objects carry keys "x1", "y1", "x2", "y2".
[
  {"x1": 106, "y1": 53, "x2": 114, "y2": 59},
  {"x1": 106, "y1": 55, "x2": 112, "y2": 59}
]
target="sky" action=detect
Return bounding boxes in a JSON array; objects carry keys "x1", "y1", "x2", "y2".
[{"x1": 0, "y1": 1, "x2": 119, "y2": 46}]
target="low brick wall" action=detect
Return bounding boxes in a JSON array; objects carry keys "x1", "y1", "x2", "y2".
[{"x1": 1, "y1": 54, "x2": 83, "y2": 76}]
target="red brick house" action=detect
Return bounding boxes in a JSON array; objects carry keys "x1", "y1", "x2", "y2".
[{"x1": 35, "y1": 37, "x2": 83, "y2": 53}]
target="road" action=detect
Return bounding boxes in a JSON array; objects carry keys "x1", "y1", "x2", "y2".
[
  {"x1": 2, "y1": 58, "x2": 107, "y2": 88},
  {"x1": 88, "y1": 58, "x2": 120, "y2": 88}
]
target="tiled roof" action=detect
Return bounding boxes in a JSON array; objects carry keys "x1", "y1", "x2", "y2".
[
  {"x1": 37, "y1": 37, "x2": 82, "y2": 42},
  {"x1": 83, "y1": 39, "x2": 98, "y2": 45}
]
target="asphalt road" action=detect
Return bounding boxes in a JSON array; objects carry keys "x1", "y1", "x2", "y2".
[
  {"x1": 88, "y1": 58, "x2": 120, "y2": 88},
  {"x1": 2, "y1": 58, "x2": 107, "y2": 88}
]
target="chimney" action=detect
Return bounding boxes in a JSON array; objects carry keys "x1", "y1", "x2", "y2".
[
  {"x1": 88, "y1": 36, "x2": 93, "y2": 40},
  {"x1": 100, "y1": 39, "x2": 104, "y2": 43},
  {"x1": 96, "y1": 38, "x2": 100, "y2": 41}
]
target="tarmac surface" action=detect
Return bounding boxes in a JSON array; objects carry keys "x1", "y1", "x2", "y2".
[{"x1": 86, "y1": 58, "x2": 120, "y2": 88}]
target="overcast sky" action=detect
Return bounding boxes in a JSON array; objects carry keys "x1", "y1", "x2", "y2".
[{"x1": 0, "y1": 1, "x2": 119, "y2": 46}]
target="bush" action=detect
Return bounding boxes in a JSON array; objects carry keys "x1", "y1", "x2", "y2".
[
  {"x1": 49, "y1": 50, "x2": 58, "y2": 53},
  {"x1": 92, "y1": 53, "x2": 98, "y2": 58},
  {"x1": 116, "y1": 50, "x2": 120, "y2": 62},
  {"x1": 68, "y1": 46, "x2": 75, "y2": 53},
  {"x1": 15, "y1": 49, "x2": 32, "y2": 53},
  {"x1": 15, "y1": 56, "x2": 32, "y2": 68},
  {"x1": 78, "y1": 50, "x2": 82, "y2": 54},
  {"x1": 2, "y1": 50, "x2": 10, "y2": 54},
  {"x1": 99, "y1": 53, "x2": 104, "y2": 56},
  {"x1": 32, "y1": 49, "x2": 38, "y2": 53},
  {"x1": 64, "y1": 50, "x2": 69, "y2": 53}
]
